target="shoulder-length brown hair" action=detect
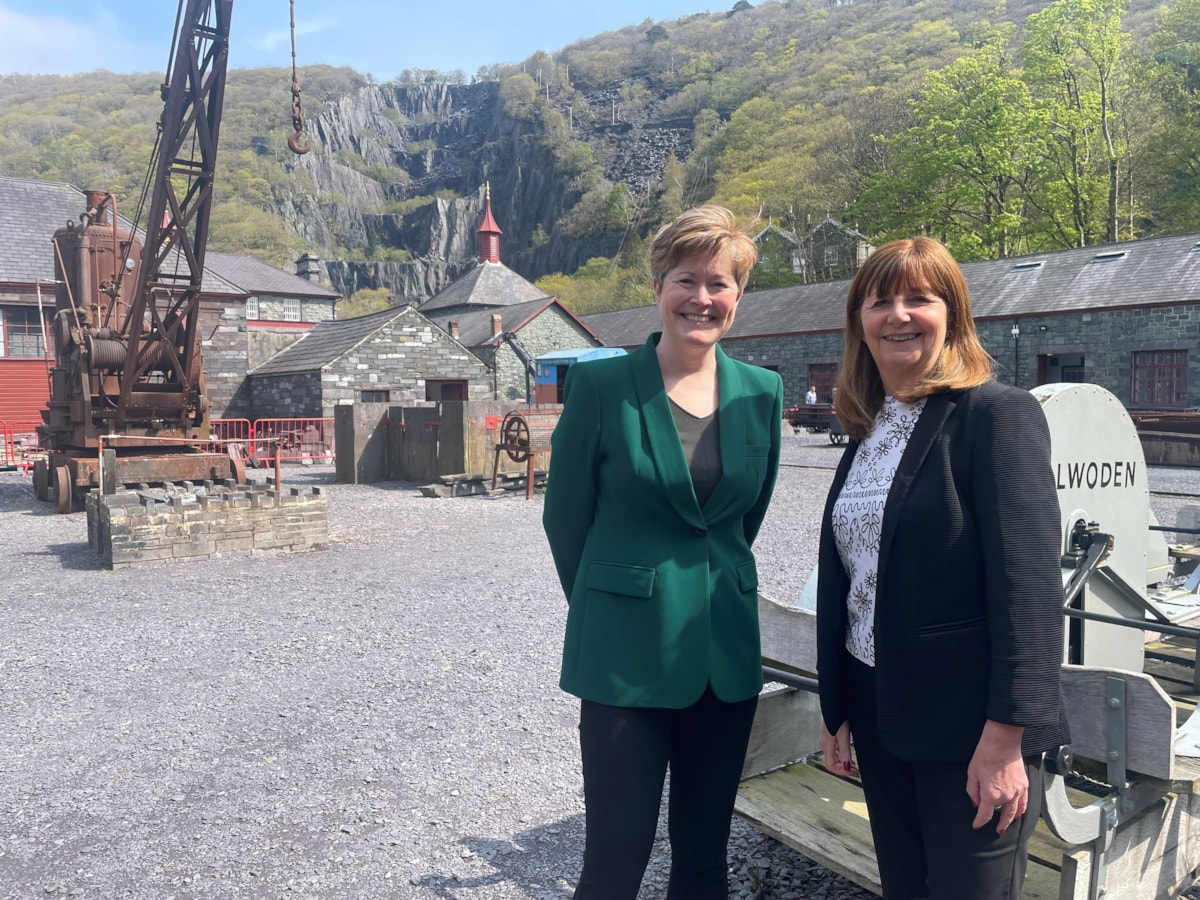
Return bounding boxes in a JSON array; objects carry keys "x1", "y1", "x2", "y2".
[{"x1": 834, "y1": 237, "x2": 992, "y2": 439}]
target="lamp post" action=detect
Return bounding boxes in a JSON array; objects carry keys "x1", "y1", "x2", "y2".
[{"x1": 1011, "y1": 322, "x2": 1021, "y2": 386}]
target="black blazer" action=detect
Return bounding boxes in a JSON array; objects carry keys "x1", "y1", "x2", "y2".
[{"x1": 816, "y1": 380, "x2": 1071, "y2": 762}]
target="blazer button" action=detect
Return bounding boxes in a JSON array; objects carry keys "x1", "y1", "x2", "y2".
[{"x1": 693, "y1": 527, "x2": 707, "y2": 537}]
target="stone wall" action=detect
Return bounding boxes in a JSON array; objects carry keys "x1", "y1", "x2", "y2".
[
  {"x1": 200, "y1": 300, "x2": 250, "y2": 418},
  {"x1": 202, "y1": 301, "x2": 310, "y2": 419},
  {"x1": 721, "y1": 332, "x2": 845, "y2": 408},
  {"x1": 250, "y1": 372, "x2": 324, "y2": 419},
  {"x1": 318, "y1": 307, "x2": 491, "y2": 410},
  {"x1": 495, "y1": 308, "x2": 600, "y2": 401},
  {"x1": 87, "y1": 483, "x2": 329, "y2": 570},
  {"x1": 253, "y1": 294, "x2": 336, "y2": 324}
]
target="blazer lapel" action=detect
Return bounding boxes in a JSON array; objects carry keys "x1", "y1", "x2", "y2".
[
  {"x1": 630, "y1": 335, "x2": 707, "y2": 529},
  {"x1": 876, "y1": 391, "x2": 958, "y2": 583}
]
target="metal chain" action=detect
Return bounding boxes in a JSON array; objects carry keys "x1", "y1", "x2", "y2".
[{"x1": 287, "y1": 0, "x2": 311, "y2": 155}]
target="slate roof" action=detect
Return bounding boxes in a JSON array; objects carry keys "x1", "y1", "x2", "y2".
[
  {"x1": 418, "y1": 261, "x2": 549, "y2": 313},
  {"x1": 249, "y1": 305, "x2": 416, "y2": 376},
  {"x1": 425, "y1": 297, "x2": 599, "y2": 349},
  {"x1": 0, "y1": 176, "x2": 242, "y2": 296},
  {"x1": 584, "y1": 232, "x2": 1200, "y2": 347},
  {"x1": 0, "y1": 177, "x2": 88, "y2": 284},
  {"x1": 205, "y1": 252, "x2": 340, "y2": 300}
]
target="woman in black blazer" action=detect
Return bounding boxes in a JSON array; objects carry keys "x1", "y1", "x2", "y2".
[{"x1": 816, "y1": 238, "x2": 1070, "y2": 900}]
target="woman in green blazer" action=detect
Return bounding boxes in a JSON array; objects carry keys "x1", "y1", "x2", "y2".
[{"x1": 543, "y1": 206, "x2": 783, "y2": 899}]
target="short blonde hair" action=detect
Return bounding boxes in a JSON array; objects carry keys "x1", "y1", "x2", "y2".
[
  {"x1": 650, "y1": 205, "x2": 758, "y2": 293},
  {"x1": 835, "y1": 237, "x2": 992, "y2": 439}
]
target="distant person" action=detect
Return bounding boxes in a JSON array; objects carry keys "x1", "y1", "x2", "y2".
[
  {"x1": 805, "y1": 386, "x2": 818, "y2": 405},
  {"x1": 543, "y1": 205, "x2": 783, "y2": 899},
  {"x1": 816, "y1": 237, "x2": 1069, "y2": 900}
]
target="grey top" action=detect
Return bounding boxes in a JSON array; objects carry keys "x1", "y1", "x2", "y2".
[{"x1": 669, "y1": 398, "x2": 722, "y2": 507}]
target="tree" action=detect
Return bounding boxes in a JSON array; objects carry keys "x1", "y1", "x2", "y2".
[
  {"x1": 1142, "y1": 0, "x2": 1200, "y2": 232},
  {"x1": 338, "y1": 287, "x2": 394, "y2": 319},
  {"x1": 657, "y1": 153, "x2": 687, "y2": 223},
  {"x1": 855, "y1": 41, "x2": 1046, "y2": 258},
  {"x1": 499, "y1": 73, "x2": 538, "y2": 120},
  {"x1": 1023, "y1": 0, "x2": 1130, "y2": 245}
]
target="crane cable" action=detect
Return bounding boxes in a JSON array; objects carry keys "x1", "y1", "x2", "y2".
[{"x1": 287, "y1": 0, "x2": 312, "y2": 155}]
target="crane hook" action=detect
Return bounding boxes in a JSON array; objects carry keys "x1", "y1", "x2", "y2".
[
  {"x1": 288, "y1": 83, "x2": 311, "y2": 155},
  {"x1": 287, "y1": 0, "x2": 311, "y2": 155}
]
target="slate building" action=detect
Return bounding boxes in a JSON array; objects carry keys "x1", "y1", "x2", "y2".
[
  {"x1": 248, "y1": 305, "x2": 492, "y2": 417},
  {"x1": 585, "y1": 233, "x2": 1200, "y2": 412}
]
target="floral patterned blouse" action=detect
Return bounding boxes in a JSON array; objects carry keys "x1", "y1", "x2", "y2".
[{"x1": 831, "y1": 396, "x2": 926, "y2": 665}]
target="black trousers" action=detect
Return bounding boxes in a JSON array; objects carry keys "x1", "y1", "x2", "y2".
[
  {"x1": 573, "y1": 685, "x2": 759, "y2": 900},
  {"x1": 846, "y1": 654, "x2": 1043, "y2": 900}
]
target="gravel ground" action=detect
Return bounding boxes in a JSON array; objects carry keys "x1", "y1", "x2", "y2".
[{"x1": 1, "y1": 429, "x2": 1198, "y2": 900}]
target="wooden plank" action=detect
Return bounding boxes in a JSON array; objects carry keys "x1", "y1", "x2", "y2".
[
  {"x1": 736, "y1": 762, "x2": 880, "y2": 894},
  {"x1": 1061, "y1": 666, "x2": 1176, "y2": 780},
  {"x1": 742, "y1": 687, "x2": 821, "y2": 778},
  {"x1": 758, "y1": 592, "x2": 818, "y2": 675},
  {"x1": 735, "y1": 760, "x2": 1065, "y2": 900},
  {"x1": 1095, "y1": 791, "x2": 1200, "y2": 899}
]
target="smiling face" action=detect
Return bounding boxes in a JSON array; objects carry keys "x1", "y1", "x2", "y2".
[
  {"x1": 653, "y1": 250, "x2": 742, "y2": 354},
  {"x1": 859, "y1": 281, "x2": 948, "y2": 396}
]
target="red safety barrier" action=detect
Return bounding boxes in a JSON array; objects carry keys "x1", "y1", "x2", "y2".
[
  {"x1": 250, "y1": 417, "x2": 335, "y2": 463},
  {"x1": 1, "y1": 419, "x2": 44, "y2": 473},
  {"x1": 205, "y1": 418, "x2": 253, "y2": 457},
  {"x1": 211, "y1": 417, "x2": 336, "y2": 464}
]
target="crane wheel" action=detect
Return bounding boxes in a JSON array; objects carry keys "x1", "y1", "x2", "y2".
[
  {"x1": 53, "y1": 465, "x2": 73, "y2": 514},
  {"x1": 33, "y1": 459, "x2": 49, "y2": 502}
]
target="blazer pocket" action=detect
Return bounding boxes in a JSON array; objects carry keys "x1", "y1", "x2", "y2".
[
  {"x1": 736, "y1": 559, "x2": 759, "y2": 593},
  {"x1": 587, "y1": 561, "x2": 656, "y2": 598},
  {"x1": 746, "y1": 444, "x2": 770, "y2": 458},
  {"x1": 916, "y1": 616, "x2": 986, "y2": 637}
]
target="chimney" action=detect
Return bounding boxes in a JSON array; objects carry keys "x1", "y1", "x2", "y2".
[
  {"x1": 477, "y1": 182, "x2": 503, "y2": 264},
  {"x1": 449, "y1": 320, "x2": 459, "y2": 339},
  {"x1": 491, "y1": 313, "x2": 502, "y2": 336},
  {"x1": 295, "y1": 252, "x2": 322, "y2": 282}
]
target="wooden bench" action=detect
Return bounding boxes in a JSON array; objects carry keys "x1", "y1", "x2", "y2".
[{"x1": 736, "y1": 593, "x2": 1200, "y2": 900}]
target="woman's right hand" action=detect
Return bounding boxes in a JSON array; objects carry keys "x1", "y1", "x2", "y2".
[{"x1": 820, "y1": 720, "x2": 858, "y2": 776}]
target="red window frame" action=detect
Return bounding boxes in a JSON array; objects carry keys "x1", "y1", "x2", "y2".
[{"x1": 1132, "y1": 349, "x2": 1188, "y2": 408}]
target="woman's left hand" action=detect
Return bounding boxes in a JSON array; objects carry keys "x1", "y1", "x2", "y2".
[{"x1": 966, "y1": 720, "x2": 1027, "y2": 835}]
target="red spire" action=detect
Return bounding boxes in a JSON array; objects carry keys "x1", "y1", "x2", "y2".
[{"x1": 477, "y1": 182, "x2": 502, "y2": 264}]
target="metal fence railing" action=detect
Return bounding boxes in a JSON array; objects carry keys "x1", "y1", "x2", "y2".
[
  {"x1": 0, "y1": 420, "x2": 44, "y2": 473},
  {"x1": 210, "y1": 417, "x2": 335, "y2": 464}
]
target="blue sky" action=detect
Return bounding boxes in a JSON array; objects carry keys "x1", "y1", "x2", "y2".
[{"x1": 0, "y1": 1, "x2": 719, "y2": 79}]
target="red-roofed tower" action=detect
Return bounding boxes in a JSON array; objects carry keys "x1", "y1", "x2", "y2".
[{"x1": 477, "y1": 182, "x2": 502, "y2": 264}]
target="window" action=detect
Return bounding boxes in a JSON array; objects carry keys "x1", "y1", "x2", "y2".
[
  {"x1": 245, "y1": 296, "x2": 260, "y2": 320},
  {"x1": 425, "y1": 381, "x2": 467, "y2": 401},
  {"x1": 2, "y1": 308, "x2": 48, "y2": 357},
  {"x1": 361, "y1": 389, "x2": 390, "y2": 403},
  {"x1": 283, "y1": 298, "x2": 302, "y2": 322},
  {"x1": 1132, "y1": 350, "x2": 1188, "y2": 407},
  {"x1": 823, "y1": 246, "x2": 839, "y2": 267}
]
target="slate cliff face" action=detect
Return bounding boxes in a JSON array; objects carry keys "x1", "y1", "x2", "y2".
[
  {"x1": 274, "y1": 81, "x2": 690, "y2": 305},
  {"x1": 274, "y1": 83, "x2": 565, "y2": 304}
]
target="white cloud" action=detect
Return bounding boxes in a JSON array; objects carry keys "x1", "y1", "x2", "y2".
[
  {"x1": 246, "y1": 15, "x2": 339, "y2": 55},
  {"x1": 0, "y1": 5, "x2": 154, "y2": 75}
]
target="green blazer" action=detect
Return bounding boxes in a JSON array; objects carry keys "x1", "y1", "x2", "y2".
[{"x1": 543, "y1": 334, "x2": 783, "y2": 708}]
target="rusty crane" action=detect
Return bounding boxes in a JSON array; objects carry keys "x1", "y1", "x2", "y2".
[{"x1": 34, "y1": 0, "x2": 310, "y2": 512}]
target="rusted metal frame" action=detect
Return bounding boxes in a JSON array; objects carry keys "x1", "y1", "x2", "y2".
[{"x1": 115, "y1": 0, "x2": 230, "y2": 429}]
